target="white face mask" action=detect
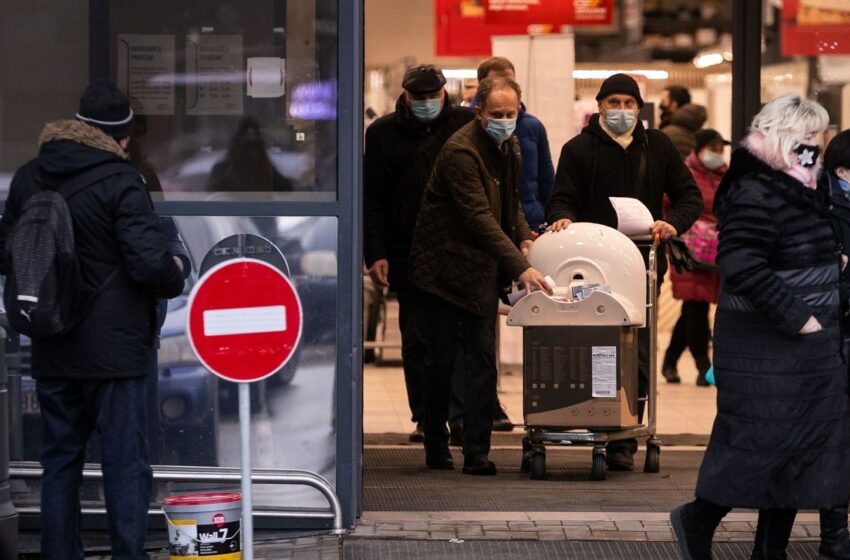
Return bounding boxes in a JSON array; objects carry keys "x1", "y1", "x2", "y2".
[
  {"x1": 699, "y1": 151, "x2": 725, "y2": 170},
  {"x1": 604, "y1": 110, "x2": 636, "y2": 135}
]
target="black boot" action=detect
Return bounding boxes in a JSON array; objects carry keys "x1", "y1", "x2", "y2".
[
  {"x1": 750, "y1": 508, "x2": 796, "y2": 560},
  {"x1": 670, "y1": 499, "x2": 728, "y2": 560},
  {"x1": 820, "y1": 506, "x2": 850, "y2": 559},
  {"x1": 424, "y1": 439, "x2": 454, "y2": 470},
  {"x1": 696, "y1": 357, "x2": 711, "y2": 387}
]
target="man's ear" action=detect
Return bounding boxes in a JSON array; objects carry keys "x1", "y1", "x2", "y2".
[
  {"x1": 474, "y1": 105, "x2": 482, "y2": 119},
  {"x1": 118, "y1": 137, "x2": 130, "y2": 151}
]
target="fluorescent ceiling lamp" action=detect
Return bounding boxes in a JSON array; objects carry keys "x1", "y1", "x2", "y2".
[
  {"x1": 442, "y1": 69, "x2": 478, "y2": 79},
  {"x1": 571, "y1": 69, "x2": 670, "y2": 80}
]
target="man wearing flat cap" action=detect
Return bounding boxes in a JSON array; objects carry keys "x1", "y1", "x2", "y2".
[
  {"x1": 364, "y1": 64, "x2": 473, "y2": 443},
  {"x1": 546, "y1": 73, "x2": 703, "y2": 471}
]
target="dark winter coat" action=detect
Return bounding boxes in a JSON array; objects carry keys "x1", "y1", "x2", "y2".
[
  {"x1": 0, "y1": 120, "x2": 184, "y2": 380},
  {"x1": 364, "y1": 95, "x2": 474, "y2": 289},
  {"x1": 546, "y1": 114, "x2": 703, "y2": 278},
  {"x1": 668, "y1": 153, "x2": 723, "y2": 303},
  {"x1": 695, "y1": 143, "x2": 850, "y2": 510},
  {"x1": 409, "y1": 121, "x2": 532, "y2": 316},
  {"x1": 516, "y1": 106, "x2": 554, "y2": 230},
  {"x1": 819, "y1": 170, "x2": 850, "y2": 334},
  {"x1": 660, "y1": 103, "x2": 707, "y2": 159}
]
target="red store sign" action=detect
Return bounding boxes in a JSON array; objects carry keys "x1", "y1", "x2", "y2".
[
  {"x1": 782, "y1": 0, "x2": 850, "y2": 56},
  {"x1": 484, "y1": 0, "x2": 613, "y2": 26},
  {"x1": 435, "y1": 0, "x2": 614, "y2": 57}
]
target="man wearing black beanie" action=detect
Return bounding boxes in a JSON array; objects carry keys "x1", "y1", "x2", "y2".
[
  {"x1": 546, "y1": 73, "x2": 703, "y2": 472},
  {"x1": 0, "y1": 80, "x2": 184, "y2": 558}
]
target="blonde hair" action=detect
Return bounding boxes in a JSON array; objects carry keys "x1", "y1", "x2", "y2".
[{"x1": 750, "y1": 94, "x2": 829, "y2": 167}]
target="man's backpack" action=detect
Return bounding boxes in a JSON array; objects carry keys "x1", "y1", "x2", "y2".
[{"x1": 4, "y1": 162, "x2": 133, "y2": 338}]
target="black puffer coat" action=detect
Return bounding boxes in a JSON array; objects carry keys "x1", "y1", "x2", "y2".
[
  {"x1": 695, "y1": 143, "x2": 850, "y2": 509},
  {"x1": 364, "y1": 95, "x2": 473, "y2": 288},
  {"x1": 0, "y1": 120, "x2": 184, "y2": 380}
]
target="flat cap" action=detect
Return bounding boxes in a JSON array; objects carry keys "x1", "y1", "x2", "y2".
[{"x1": 402, "y1": 64, "x2": 446, "y2": 95}]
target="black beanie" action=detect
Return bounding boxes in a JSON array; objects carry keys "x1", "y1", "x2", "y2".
[
  {"x1": 76, "y1": 80, "x2": 134, "y2": 139},
  {"x1": 595, "y1": 73, "x2": 644, "y2": 107}
]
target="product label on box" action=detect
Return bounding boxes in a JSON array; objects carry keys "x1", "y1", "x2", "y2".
[{"x1": 591, "y1": 346, "x2": 617, "y2": 398}]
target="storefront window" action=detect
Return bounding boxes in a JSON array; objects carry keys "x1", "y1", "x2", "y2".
[{"x1": 1, "y1": 1, "x2": 339, "y2": 201}]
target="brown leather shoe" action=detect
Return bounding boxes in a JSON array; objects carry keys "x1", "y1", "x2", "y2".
[{"x1": 425, "y1": 443, "x2": 454, "y2": 470}]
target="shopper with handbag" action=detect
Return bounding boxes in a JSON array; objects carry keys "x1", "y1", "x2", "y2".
[{"x1": 661, "y1": 129, "x2": 729, "y2": 385}]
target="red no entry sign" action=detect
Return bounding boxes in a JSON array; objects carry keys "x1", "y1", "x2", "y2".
[{"x1": 187, "y1": 258, "x2": 303, "y2": 383}]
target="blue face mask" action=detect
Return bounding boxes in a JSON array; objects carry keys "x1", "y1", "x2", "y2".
[
  {"x1": 838, "y1": 178, "x2": 850, "y2": 196},
  {"x1": 410, "y1": 98, "x2": 442, "y2": 123},
  {"x1": 485, "y1": 118, "x2": 517, "y2": 142},
  {"x1": 604, "y1": 110, "x2": 637, "y2": 135}
]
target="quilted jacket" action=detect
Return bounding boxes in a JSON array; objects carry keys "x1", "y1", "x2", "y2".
[{"x1": 409, "y1": 121, "x2": 532, "y2": 316}]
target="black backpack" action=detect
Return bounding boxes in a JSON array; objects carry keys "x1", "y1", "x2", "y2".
[{"x1": 4, "y1": 162, "x2": 133, "y2": 338}]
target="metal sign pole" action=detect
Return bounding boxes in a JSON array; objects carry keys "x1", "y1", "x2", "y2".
[{"x1": 239, "y1": 383, "x2": 254, "y2": 560}]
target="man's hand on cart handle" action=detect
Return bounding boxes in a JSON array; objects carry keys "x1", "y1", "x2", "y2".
[
  {"x1": 520, "y1": 239, "x2": 534, "y2": 256},
  {"x1": 548, "y1": 218, "x2": 573, "y2": 232},
  {"x1": 650, "y1": 220, "x2": 677, "y2": 241},
  {"x1": 368, "y1": 259, "x2": 390, "y2": 287},
  {"x1": 519, "y1": 267, "x2": 554, "y2": 295}
]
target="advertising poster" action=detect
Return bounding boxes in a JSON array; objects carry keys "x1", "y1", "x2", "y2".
[
  {"x1": 484, "y1": 0, "x2": 614, "y2": 26},
  {"x1": 186, "y1": 34, "x2": 244, "y2": 115},
  {"x1": 116, "y1": 34, "x2": 175, "y2": 115},
  {"x1": 782, "y1": 0, "x2": 850, "y2": 56}
]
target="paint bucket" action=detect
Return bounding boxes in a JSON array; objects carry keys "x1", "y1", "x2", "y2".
[{"x1": 162, "y1": 492, "x2": 242, "y2": 559}]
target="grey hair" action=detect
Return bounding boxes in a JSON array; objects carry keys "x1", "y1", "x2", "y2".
[
  {"x1": 477, "y1": 77, "x2": 521, "y2": 110},
  {"x1": 750, "y1": 94, "x2": 829, "y2": 167}
]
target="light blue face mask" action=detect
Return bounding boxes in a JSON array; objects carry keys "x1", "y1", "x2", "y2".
[
  {"x1": 485, "y1": 118, "x2": 517, "y2": 142},
  {"x1": 604, "y1": 110, "x2": 637, "y2": 135},
  {"x1": 838, "y1": 177, "x2": 850, "y2": 196},
  {"x1": 410, "y1": 98, "x2": 442, "y2": 123}
]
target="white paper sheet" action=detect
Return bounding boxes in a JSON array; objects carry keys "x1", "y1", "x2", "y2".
[{"x1": 609, "y1": 197, "x2": 654, "y2": 236}]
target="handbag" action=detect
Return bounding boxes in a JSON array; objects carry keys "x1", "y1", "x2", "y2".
[{"x1": 680, "y1": 219, "x2": 718, "y2": 265}]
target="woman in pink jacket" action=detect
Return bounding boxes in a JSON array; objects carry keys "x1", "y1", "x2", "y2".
[{"x1": 662, "y1": 129, "x2": 730, "y2": 386}]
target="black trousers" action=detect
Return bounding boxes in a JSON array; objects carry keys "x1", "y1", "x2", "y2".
[
  {"x1": 396, "y1": 286, "x2": 428, "y2": 424},
  {"x1": 412, "y1": 287, "x2": 498, "y2": 457},
  {"x1": 663, "y1": 300, "x2": 711, "y2": 369}
]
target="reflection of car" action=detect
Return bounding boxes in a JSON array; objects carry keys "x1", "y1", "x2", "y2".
[
  {"x1": 270, "y1": 216, "x2": 337, "y2": 346},
  {"x1": 160, "y1": 148, "x2": 312, "y2": 192}
]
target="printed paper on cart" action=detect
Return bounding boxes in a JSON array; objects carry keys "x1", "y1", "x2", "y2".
[{"x1": 609, "y1": 197, "x2": 654, "y2": 236}]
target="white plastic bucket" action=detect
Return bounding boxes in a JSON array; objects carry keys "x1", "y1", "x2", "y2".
[{"x1": 162, "y1": 491, "x2": 242, "y2": 559}]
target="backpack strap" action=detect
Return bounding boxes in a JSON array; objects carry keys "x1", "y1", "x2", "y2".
[{"x1": 56, "y1": 162, "x2": 138, "y2": 201}]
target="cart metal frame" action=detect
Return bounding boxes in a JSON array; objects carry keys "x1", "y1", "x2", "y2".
[{"x1": 519, "y1": 234, "x2": 661, "y2": 481}]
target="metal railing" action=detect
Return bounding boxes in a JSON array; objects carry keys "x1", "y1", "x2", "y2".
[{"x1": 10, "y1": 461, "x2": 346, "y2": 535}]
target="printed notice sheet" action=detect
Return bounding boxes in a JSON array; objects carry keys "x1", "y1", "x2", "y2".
[
  {"x1": 609, "y1": 197, "x2": 654, "y2": 236},
  {"x1": 591, "y1": 346, "x2": 617, "y2": 398}
]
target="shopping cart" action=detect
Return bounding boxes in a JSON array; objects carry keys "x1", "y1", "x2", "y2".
[{"x1": 506, "y1": 224, "x2": 661, "y2": 481}]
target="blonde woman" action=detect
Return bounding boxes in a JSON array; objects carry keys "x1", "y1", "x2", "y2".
[{"x1": 671, "y1": 95, "x2": 850, "y2": 559}]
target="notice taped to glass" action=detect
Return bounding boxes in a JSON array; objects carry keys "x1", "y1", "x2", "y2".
[
  {"x1": 117, "y1": 34, "x2": 175, "y2": 115},
  {"x1": 186, "y1": 34, "x2": 244, "y2": 115},
  {"x1": 591, "y1": 346, "x2": 617, "y2": 398}
]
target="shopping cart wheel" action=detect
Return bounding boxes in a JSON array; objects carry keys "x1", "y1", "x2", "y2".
[
  {"x1": 591, "y1": 448, "x2": 607, "y2": 481},
  {"x1": 644, "y1": 440, "x2": 661, "y2": 473},
  {"x1": 530, "y1": 449, "x2": 546, "y2": 480},
  {"x1": 520, "y1": 437, "x2": 533, "y2": 472}
]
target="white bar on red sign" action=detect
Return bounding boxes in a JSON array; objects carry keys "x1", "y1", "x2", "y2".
[{"x1": 203, "y1": 305, "x2": 287, "y2": 336}]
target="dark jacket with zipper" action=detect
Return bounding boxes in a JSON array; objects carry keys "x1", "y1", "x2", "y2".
[
  {"x1": 364, "y1": 95, "x2": 473, "y2": 289},
  {"x1": 546, "y1": 114, "x2": 703, "y2": 277},
  {"x1": 695, "y1": 145, "x2": 850, "y2": 509},
  {"x1": 409, "y1": 121, "x2": 532, "y2": 316},
  {"x1": 819, "y1": 170, "x2": 850, "y2": 334},
  {"x1": 0, "y1": 120, "x2": 184, "y2": 380}
]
